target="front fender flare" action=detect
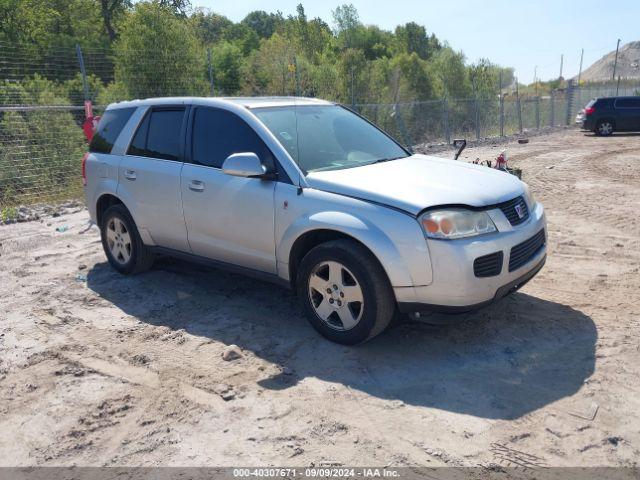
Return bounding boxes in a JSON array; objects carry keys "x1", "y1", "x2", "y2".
[{"x1": 278, "y1": 210, "x2": 416, "y2": 287}]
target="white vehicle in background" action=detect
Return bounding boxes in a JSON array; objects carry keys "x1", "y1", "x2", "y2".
[
  {"x1": 575, "y1": 109, "x2": 585, "y2": 124},
  {"x1": 83, "y1": 97, "x2": 547, "y2": 344}
]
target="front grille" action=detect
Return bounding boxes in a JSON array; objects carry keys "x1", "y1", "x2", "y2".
[
  {"x1": 497, "y1": 196, "x2": 530, "y2": 226},
  {"x1": 474, "y1": 251, "x2": 504, "y2": 278},
  {"x1": 509, "y1": 229, "x2": 546, "y2": 272}
]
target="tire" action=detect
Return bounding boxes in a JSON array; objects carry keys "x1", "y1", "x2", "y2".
[
  {"x1": 296, "y1": 239, "x2": 395, "y2": 344},
  {"x1": 100, "y1": 204, "x2": 155, "y2": 274},
  {"x1": 595, "y1": 119, "x2": 614, "y2": 136}
]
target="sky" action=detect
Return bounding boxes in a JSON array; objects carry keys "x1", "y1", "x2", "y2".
[{"x1": 195, "y1": 0, "x2": 638, "y2": 84}]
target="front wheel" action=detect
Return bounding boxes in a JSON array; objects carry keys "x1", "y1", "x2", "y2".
[
  {"x1": 297, "y1": 240, "x2": 395, "y2": 344},
  {"x1": 595, "y1": 119, "x2": 614, "y2": 136}
]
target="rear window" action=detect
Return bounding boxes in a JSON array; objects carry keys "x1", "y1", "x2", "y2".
[
  {"x1": 127, "y1": 108, "x2": 185, "y2": 161},
  {"x1": 615, "y1": 97, "x2": 640, "y2": 108},
  {"x1": 593, "y1": 98, "x2": 614, "y2": 109},
  {"x1": 89, "y1": 107, "x2": 135, "y2": 154}
]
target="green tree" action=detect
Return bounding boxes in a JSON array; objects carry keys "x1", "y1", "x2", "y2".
[
  {"x1": 210, "y1": 42, "x2": 242, "y2": 94},
  {"x1": 99, "y1": 0, "x2": 132, "y2": 41},
  {"x1": 189, "y1": 8, "x2": 233, "y2": 44},
  {"x1": 430, "y1": 47, "x2": 471, "y2": 98},
  {"x1": 394, "y1": 22, "x2": 441, "y2": 60},
  {"x1": 113, "y1": 1, "x2": 206, "y2": 98},
  {"x1": 241, "y1": 10, "x2": 284, "y2": 38},
  {"x1": 332, "y1": 4, "x2": 360, "y2": 49}
]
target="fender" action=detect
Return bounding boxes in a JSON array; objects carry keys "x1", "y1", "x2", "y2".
[{"x1": 278, "y1": 210, "x2": 426, "y2": 288}]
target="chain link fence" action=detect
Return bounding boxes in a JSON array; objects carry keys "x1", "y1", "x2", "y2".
[{"x1": 1, "y1": 40, "x2": 639, "y2": 212}]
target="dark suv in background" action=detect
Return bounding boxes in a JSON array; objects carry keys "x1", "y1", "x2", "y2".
[{"x1": 582, "y1": 96, "x2": 640, "y2": 136}]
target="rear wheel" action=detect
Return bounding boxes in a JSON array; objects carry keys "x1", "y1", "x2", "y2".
[
  {"x1": 297, "y1": 240, "x2": 395, "y2": 344},
  {"x1": 595, "y1": 119, "x2": 614, "y2": 136},
  {"x1": 100, "y1": 204, "x2": 155, "y2": 274}
]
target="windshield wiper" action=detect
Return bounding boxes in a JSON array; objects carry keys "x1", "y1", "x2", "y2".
[{"x1": 372, "y1": 156, "x2": 407, "y2": 164}]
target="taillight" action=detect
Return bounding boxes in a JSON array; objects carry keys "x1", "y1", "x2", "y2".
[
  {"x1": 585, "y1": 106, "x2": 595, "y2": 115},
  {"x1": 81, "y1": 152, "x2": 89, "y2": 186}
]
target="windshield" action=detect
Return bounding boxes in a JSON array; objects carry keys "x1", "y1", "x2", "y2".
[{"x1": 252, "y1": 105, "x2": 408, "y2": 173}]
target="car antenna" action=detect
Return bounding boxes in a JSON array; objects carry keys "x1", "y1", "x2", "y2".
[{"x1": 453, "y1": 139, "x2": 467, "y2": 160}]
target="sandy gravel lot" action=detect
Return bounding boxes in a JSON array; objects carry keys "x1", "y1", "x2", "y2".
[{"x1": 1, "y1": 129, "x2": 639, "y2": 468}]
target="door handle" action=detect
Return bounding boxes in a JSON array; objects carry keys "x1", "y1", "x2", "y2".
[
  {"x1": 124, "y1": 169, "x2": 136, "y2": 180},
  {"x1": 189, "y1": 180, "x2": 205, "y2": 192}
]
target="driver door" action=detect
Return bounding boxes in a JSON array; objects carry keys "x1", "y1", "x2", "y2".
[{"x1": 180, "y1": 106, "x2": 277, "y2": 273}]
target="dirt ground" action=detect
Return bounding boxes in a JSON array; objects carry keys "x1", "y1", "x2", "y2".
[{"x1": 1, "y1": 129, "x2": 639, "y2": 468}]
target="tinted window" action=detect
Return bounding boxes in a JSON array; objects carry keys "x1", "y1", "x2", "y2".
[
  {"x1": 192, "y1": 108, "x2": 274, "y2": 169},
  {"x1": 89, "y1": 107, "x2": 135, "y2": 154},
  {"x1": 127, "y1": 113, "x2": 150, "y2": 156},
  {"x1": 594, "y1": 98, "x2": 614, "y2": 109},
  {"x1": 615, "y1": 97, "x2": 640, "y2": 108},
  {"x1": 127, "y1": 109, "x2": 185, "y2": 160}
]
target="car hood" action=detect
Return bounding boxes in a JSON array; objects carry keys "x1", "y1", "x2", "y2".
[{"x1": 305, "y1": 154, "x2": 525, "y2": 215}]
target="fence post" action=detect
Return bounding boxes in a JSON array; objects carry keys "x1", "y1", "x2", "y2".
[
  {"x1": 535, "y1": 96, "x2": 540, "y2": 130},
  {"x1": 350, "y1": 66, "x2": 355, "y2": 108},
  {"x1": 499, "y1": 94, "x2": 504, "y2": 137},
  {"x1": 442, "y1": 98, "x2": 450, "y2": 144},
  {"x1": 75, "y1": 44, "x2": 89, "y2": 102},
  {"x1": 550, "y1": 90, "x2": 555, "y2": 126},
  {"x1": 565, "y1": 79, "x2": 574, "y2": 125},
  {"x1": 293, "y1": 56, "x2": 300, "y2": 97},
  {"x1": 516, "y1": 82, "x2": 522, "y2": 133},
  {"x1": 207, "y1": 48, "x2": 215, "y2": 96},
  {"x1": 474, "y1": 97, "x2": 480, "y2": 140}
]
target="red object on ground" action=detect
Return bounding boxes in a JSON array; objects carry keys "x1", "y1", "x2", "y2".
[{"x1": 495, "y1": 151, "x2": 507, "y2": 169}]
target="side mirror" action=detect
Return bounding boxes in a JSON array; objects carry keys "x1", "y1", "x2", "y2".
[{"x1": 222, "y1": 152, "x2": 268, "y2": 178}]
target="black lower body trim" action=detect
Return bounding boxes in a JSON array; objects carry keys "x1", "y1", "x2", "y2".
[
  {"x1": 398, "y1": 254, "x2": 546, "y2": 314},
  {"x1": 149, "y1": 246, "x2": 291, "y2": 289}
]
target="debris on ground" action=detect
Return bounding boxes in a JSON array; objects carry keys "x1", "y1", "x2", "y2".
[{"x1": 222, "y1": 344, "x2": 243, "y2": 361}]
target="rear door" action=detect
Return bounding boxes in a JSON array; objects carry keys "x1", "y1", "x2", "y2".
[
  {"x1": 118, "y1": 106, "x2": 190, "y2": 252},
  {"x1": 85, "y1": 107, "x2": 136, "y2": 217},
  {"x1": 614, "y1": 97, "x2": 640, "y2": 131},
  {"x1": 180, "y1": 106, "x2": 277, "y2": 273}
]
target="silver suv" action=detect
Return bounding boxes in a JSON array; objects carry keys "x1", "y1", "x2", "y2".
[{"x1": 84, "y1": 97, "x2": 547, "y2": 344}]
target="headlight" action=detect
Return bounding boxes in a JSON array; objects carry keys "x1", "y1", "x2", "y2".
[
  {"x1": 523, "y1": 184, "x2": 537, "y2": 209},
  {"x1": 419, "y1": 209, "x2": 497, "y2": 240}
]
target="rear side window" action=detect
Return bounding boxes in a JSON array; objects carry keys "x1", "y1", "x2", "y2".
[
  {"x1": 89, "y1": 107, "x2": 135, "y2": 154},
  {"x1": 594, "y1": 98, "x2": 614, "y2": 109},
  {"x1": 191, "y1": 108, "x2": 274, "y2": 169},
  {"x1": 615, "y1": 98, "x2": 640, "y2": 108},
  {"x1": 127, "y1": 108, "x2": 185, "y2": 161}
]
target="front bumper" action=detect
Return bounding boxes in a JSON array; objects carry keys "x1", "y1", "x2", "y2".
[{"x1": 395, "y1": 201, "x2": 547, "y2": 312}]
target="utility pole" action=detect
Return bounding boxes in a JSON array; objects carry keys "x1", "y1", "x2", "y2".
[
  {"x1": 559, "y1": 54, "x2": 564, "y2": 80},
  {"x1": 534, "y1": 66, "x2": 538, "y2": 96},
  {"x1": 612, "y1": 38, "x2": 621, "y2": 80},
  {"x1": 577, "y1": 48, "x2": 584, "y2": 85}
]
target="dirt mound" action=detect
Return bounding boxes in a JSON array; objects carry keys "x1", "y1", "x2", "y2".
[{"x1": 578, "y1": 41, "x2": 640, "y2": 82}]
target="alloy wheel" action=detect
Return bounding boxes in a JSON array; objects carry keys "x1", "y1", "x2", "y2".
[
  {"x1": 308, "y1": 260, "x2": 364, "y2": 331},
  {"x1": 598, "y1": 122, "x2": 613, "y2": 135},
  {"x1": 106, "y1": 217, "x2": 132, "y2": 265}
]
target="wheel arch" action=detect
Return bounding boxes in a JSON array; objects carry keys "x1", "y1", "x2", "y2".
[
  {"x1": 282, "y1": 211, "x2": 416, "y2": 290},
  {"x1": 96, "y1": 193, "x2": 126, "y2": 227}
]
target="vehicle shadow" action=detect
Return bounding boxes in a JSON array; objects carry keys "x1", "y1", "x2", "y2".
[
  {"x1": 583, "y1": 132, "x2": 640, "y2": 137},
  {"x1": 86, "y1": 257, "x2": 597, "y2": 421}
]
